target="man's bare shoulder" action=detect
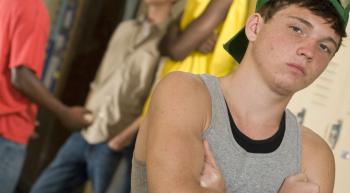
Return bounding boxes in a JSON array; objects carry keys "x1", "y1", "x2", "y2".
[
  {"x1": 301, "y1": 126, "x2": 335, "y2": 193},
  {"x1": 152, "y1": 72, "x2": 210, "y2": 106},
  {"x1": 148, "y1": 71, "x2": 212, "y2": 131},
  {"x1": 157, "y1": 71, "x2": 206, "y2": 90},
  {"x1": 301, "y1": 126, "x2": 334, "y2": 161}
]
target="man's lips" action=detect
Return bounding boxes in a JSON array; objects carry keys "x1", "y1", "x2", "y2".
[{"x1": 287, "y1": 63, "x2": 305, "y2": 75}]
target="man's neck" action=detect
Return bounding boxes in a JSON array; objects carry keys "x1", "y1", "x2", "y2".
[
  {"x1": 220, "y1": 60, "x2": 293, "y2": 140},
  {"x1": 146, "y1": 4, "x2": 172, "y2": 25}
]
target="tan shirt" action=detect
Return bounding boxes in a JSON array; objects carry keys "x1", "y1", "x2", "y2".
[{"x1": 81, "y1": 16, "x2": 170, "y2": 144}]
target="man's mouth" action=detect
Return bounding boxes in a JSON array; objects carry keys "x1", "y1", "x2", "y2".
[{"x1": 286, "y1": 63, "x2": 305, "y2": 75}]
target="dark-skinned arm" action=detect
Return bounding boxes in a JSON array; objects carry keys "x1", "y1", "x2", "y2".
[
  {"x1": 159, "y1": 0, "x2": 233, "y2": 61},
  {"x1": 11, "y1": 66, "x2": 92, "y2": 129}
]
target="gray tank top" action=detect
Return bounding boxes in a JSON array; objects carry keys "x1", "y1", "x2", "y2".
[{"x1": 131, "y1": 74, "x2": 301, "y2": 193}]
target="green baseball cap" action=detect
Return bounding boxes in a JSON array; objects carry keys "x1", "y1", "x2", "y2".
[{"x1": 223, "y1": 0, "x2": 350, "y2": 63}]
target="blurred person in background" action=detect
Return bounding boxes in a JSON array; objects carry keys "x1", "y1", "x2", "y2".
[
  {"x1": 0, "y1": 0, "x2": 92, "y2": 193},
  {"x1": 30, "y1": 0, "x2": 176, "y2": 193}
]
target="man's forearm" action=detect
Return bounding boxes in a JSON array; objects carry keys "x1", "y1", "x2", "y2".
[
  {"x1": 160, "y1": 0, "x2": 233, "y2": 60},
  {"x1": 11, "y1": 66, "x2": 68, "y2": 119}
]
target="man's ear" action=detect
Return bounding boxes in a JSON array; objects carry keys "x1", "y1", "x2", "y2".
[{"x1": 245, "y1": 13, "x2": 264, "y2": 41}]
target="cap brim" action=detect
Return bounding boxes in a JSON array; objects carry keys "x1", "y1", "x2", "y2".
[{"x1": 223, "y1": 27, "x2": 248, "y2": 63}]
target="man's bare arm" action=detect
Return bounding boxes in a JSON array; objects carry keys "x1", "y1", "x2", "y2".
[
  {"x1": 301, "y1": 126, "x2": 335, "y2": 193},
  {"x1": 159, "y1": 0, "x2": 233, "y2": 60},
  {"x1": 11, "y1": 66, "x2": 92, "y2": 129},
  {"x1": 144, "y1": 72, "x2": 225, "y2": 193}
]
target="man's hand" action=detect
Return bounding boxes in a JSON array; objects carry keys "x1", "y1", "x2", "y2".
[
  {"x1": 107, "y1": 130, "x2": 134, "y2": 151},
  {"x1": 197, "y1": 33, "x2": 217, "y2": 54},
  {"x1": 278, "y1": 173, "x2": 320, "y2": 193},
  {"x1": 108, "y1": 116, "x2": 140, "y2": 151},
  {"x1": 200, "y1": 140, "x2": 226, "y2": 193},
  {"x1": 58, "y1": 106, "x2": 93, "y2": 130}
]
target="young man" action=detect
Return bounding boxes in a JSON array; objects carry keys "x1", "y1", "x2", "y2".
[
  {"x1": 30, "y1": 0, "x2": 175, "y2": 193},
  {"x1": 0, "y1": 1, "x2": 91, "y2": 193},
  {"x1": 131, "y1": 0, "x2": 349, "y2": 193}
]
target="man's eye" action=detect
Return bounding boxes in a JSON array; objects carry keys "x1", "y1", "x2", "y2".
[
  {"x1": 320, "y1": 43, "x2": 331, "y2": 54},
  {"x1": 289, "y1": 26, "x2": 302, "y2": 34}
]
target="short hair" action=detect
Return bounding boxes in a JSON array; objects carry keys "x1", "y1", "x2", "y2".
[{"x1": 258, "y1": 0, "x2": 347, "y2": 38}]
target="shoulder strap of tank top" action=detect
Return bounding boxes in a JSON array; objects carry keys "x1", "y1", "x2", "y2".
[{"x1": 198, "y1": 74, "x2": 228, "y2": 132}]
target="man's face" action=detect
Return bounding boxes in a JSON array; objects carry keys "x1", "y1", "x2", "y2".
[{"x1": 250, "y1": 5, "x2": 341, "y2": 96}]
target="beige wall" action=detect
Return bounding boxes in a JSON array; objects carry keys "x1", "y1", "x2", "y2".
[{"x1": 328, "y1": 22, "x2": 350, "y2": 193}]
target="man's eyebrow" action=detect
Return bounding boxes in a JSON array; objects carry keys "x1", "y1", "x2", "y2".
[
  {"x1": 288, "y1": 16, "x2": 339, "y2": 48},
  {"x1": 288, "y1": 16, "x2": 313, "y2": 28},
  {"x1": 324, "y1": 37, "x2": 339, "y2": 49}
]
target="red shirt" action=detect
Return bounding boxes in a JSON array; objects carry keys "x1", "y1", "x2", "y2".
[{"x1": 0, "y1": 0, "x2": 50, "y2": 144}]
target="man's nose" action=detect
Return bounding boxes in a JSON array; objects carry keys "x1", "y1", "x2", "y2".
[{"x1": 296, "y1": 40, "x2": 316, "y2": 62}]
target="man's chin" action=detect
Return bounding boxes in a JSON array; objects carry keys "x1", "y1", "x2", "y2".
[{"x1": 273, "y1": 81, "x2": 306, "y2": 96}]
